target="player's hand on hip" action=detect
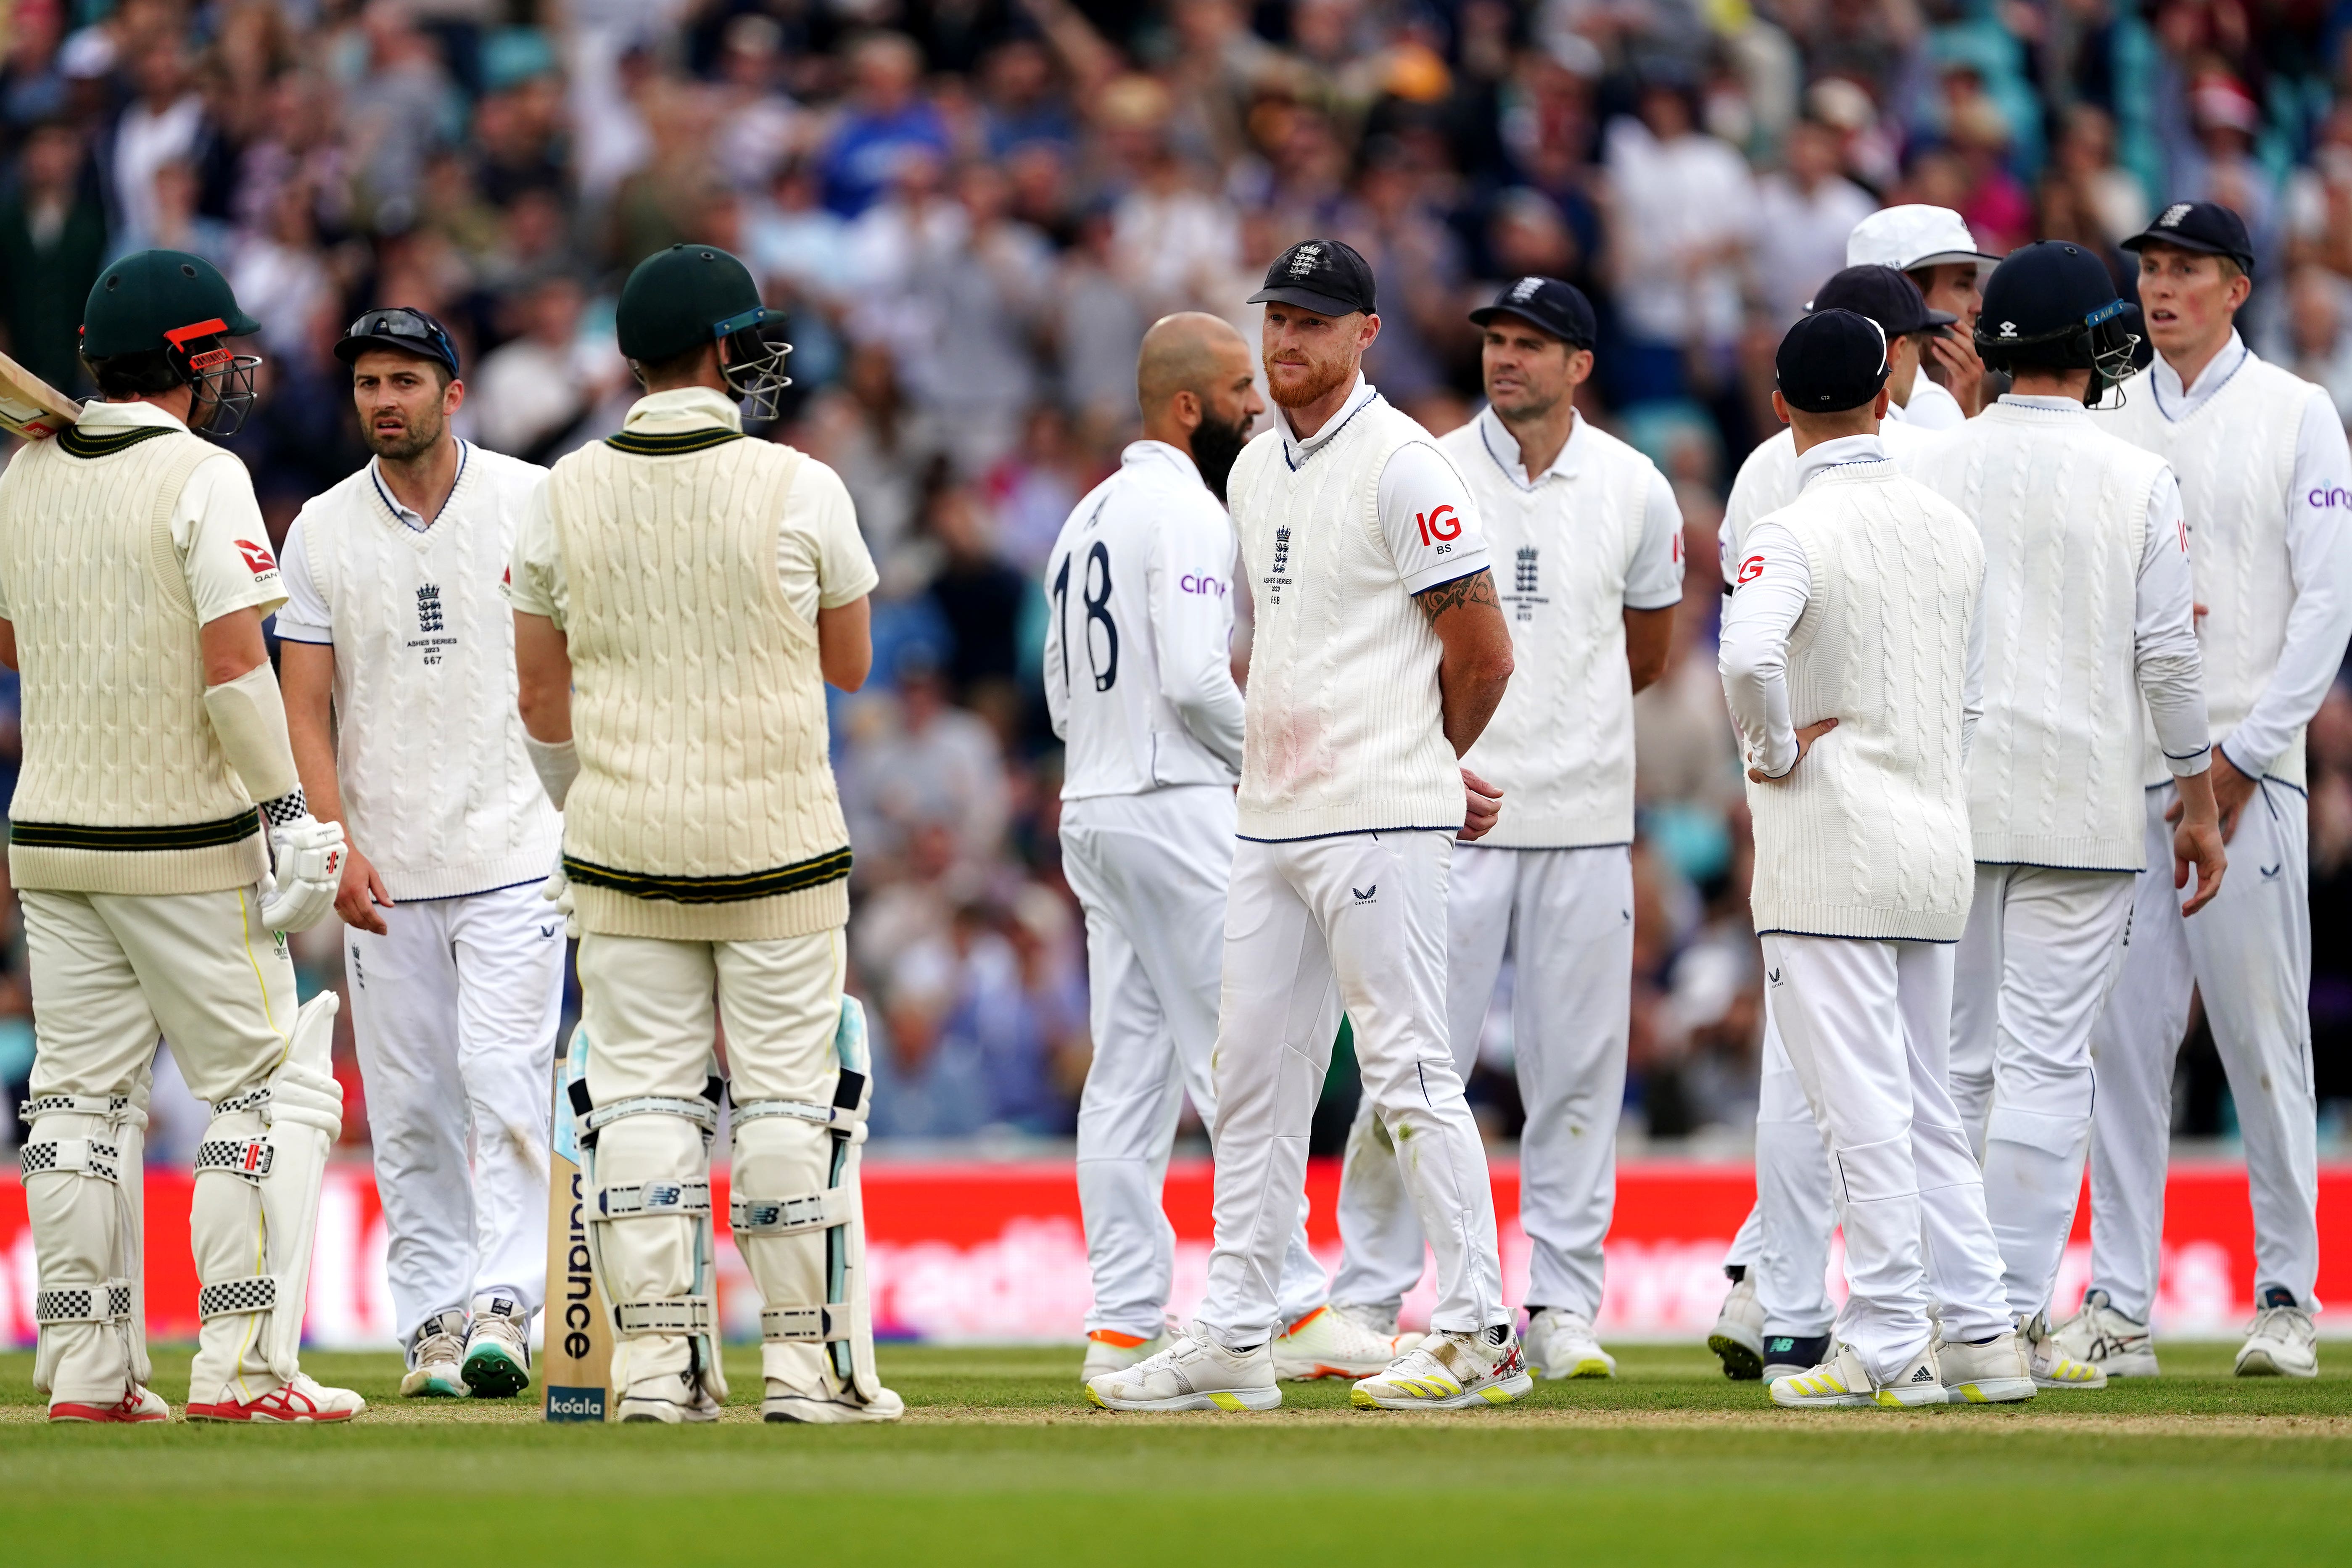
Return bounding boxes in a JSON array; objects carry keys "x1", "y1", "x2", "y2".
[
  {"x1": 1748, "y1": 718, "x2": 1838, "y2": 783},
  {"x1": 259, "y1": 814, "x2": 346, "y2": 934},
  {"x1": 1459, "y1": 767, "x2": 1502, "y2": 841},
  {"x1": 334, "y1": 845, "x2": 393, "y2": 936}
]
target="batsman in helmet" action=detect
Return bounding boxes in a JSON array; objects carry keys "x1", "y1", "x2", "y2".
[
  {"x1": 0, "y1": 251, "x2": 358, "y2": 1423},
  {"x1": 507, "y1": 244, "x2": 895, "y2": 1423}
]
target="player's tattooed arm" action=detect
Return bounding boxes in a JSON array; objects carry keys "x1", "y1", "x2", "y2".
[{"x1": 1417, "y1": 567, "x2": 1513, "y2": 757}]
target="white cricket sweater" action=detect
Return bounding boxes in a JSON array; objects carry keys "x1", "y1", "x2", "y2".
[
  {"x1": 1226, "y1": 396, "x2": 1470, "y2": 839},
  {"x1": 277, "y1": 444, "x2": 563, "y2": 901},
  {"x1": 2097, "y1": 352, "x2": 2320, "y2": 787},
  {"x1": 1905, "y1": 400, "x2": 2196, "y2": 870},
  {"x1": 1729, "y1": 460, "x2": 1985, "y2": 942},
  {"x1": 1440, "y1": 409, "x2": 1677, "y2": 847}
]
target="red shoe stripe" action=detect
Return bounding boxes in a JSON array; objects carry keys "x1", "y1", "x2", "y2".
[{"x1": 1283, "y1": 1306, "x2": 1328, "y2": 1336}]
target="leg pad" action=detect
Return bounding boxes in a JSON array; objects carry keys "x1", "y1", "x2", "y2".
[{"x1": 36, "y1": 1283, "x2": 133, "y2": 1325}]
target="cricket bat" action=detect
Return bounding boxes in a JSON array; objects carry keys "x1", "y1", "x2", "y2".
[
  {"x1": 0, "y1": 349, "x2": 81, "y2": 439},
  {"x1": 542, "y1": 1026, "x2": 613, "y2": 1422}
]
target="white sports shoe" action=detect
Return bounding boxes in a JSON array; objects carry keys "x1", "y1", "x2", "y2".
[
  {"x1": 399, "y1": 1308, "x2": 470, "y2": 1398},
  {"x1": 2048, "y1": 1288, "x2": 2159, "y2": 1377},
  {"x1": 1272, "y1": 1304, "x2": 1420, "y2": 1381},
  {"x1": 1708, "y1": 1273, "x2": 1765, "y2": 1381},
  {"x1": 1526, "y1": 1307, "x2": 1616, "y2": 1379},
  {"x1": 2022, "y1": 1312, "x2": 2106, "y2": 1390},
  {"x1": 461, "y1": 1297, "x2": 532, "y2": 1399},
  {"x1": 1934, "y1": 1330, "x2": 2036, "y2": 1404},
  {"x1": 1351, "y1": 1326, "x2": 1534, "y2": 1410},
  {"x1": 1770, "y1": 1340, "x2": 1944, "y2": 1409},
  {"x1": 1082, "y1": 1327, "x2": 1171, "y2": 1381},
  {"x1": 2236, "y1": 1296, "x2": 2319, "y2": 1379},
  {"x1": 617, "y1": 1368, "x2": 725, "y2": 1423},
  {"x1": 186, "y1": 1373, "x2": 367, "y2": 1423},
  {"x1": 765, "y1": 1381, "x2": 906, "y2": 1423},
  {"x1": 1086, "y1": 1329, "x2": 1281, "y2": 1412}
]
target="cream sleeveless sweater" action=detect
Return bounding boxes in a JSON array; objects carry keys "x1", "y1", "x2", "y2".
[
  {"x1": 0, "y1": 428, "x2": 267, "y2": 893},
  {"x1": 1441, "y1": 415, "x2": 1654, "y2": 848},
  {"x1": 291, "y1": 447, "x2": 561, "y2": 900},
  {"x1": 1744, "y1": 464, "x2": 1983, "y2": 942},
  {"x1": 1906, "y1": 402, "x2": 2166, "y2": 870},
  {"x1": 1226, "y1": 399, "x2": 1465, "y2": 839},
  {"x1": 2096, "y1": 357, "x2": 2310, "y2": 787},
  {"x1": 546, "y1": 431, "x2": 850, "y2": 939}
]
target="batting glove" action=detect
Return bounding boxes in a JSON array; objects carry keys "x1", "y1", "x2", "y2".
[
  {"x1": 541, "y1": 862, "x2": 578, "y2": 940},
  {"x1": 260, "y1": 812, "x2": 346, "y2": 934}
]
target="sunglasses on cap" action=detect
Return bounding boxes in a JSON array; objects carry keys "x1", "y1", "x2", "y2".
[{"x1": 339, "y1": 307, "x2": 460, "y2": 375}]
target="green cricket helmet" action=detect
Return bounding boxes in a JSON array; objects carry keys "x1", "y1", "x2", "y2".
[
  {"x1": 81, "y1": 249, "x2": 264, "y2": 433},
  {"x1": 615, "y1": 243, "x2": 792, "y2": 418}
]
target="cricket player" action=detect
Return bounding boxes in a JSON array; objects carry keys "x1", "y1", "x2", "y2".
[
  {"x1": 1908, "y1": 241, "x2": 2226, "y2": 1386},
  {"x1": 1048, "y1": 313, "x2": 1404, "y2": 1383},
  {"x1": 1708, "y1": 264, "x2": 1961, "y2": 1382},
  {"x1": 278, "y1": 308, "x2": 563, "y2": 1400},
  {"x1": 2060, "y1": 201, "x2": 2352, "y2": 1379},
  {"x1": 1846, "y1": 204, "x2": 2000, "y2": 424},
  {"x1": 3, "y1": 250, "x2": 358, "y2": 1423},
  {"x1": 1328, "y1": 277, "x2": 1682, "y2": 1381},
  {"x1": 1722, "y1": 308, "x2": 2030, "y2": 1408},
  {"x1": 1087, "y1": 239, "x2": 1527, "y2": 1414},
  {"x1": 509, "y1": 243, "x2": 895, "y2": 1424}
]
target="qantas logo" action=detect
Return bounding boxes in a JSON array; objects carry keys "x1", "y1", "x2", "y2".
[{"x1": 235, "y1": 538, "x2": 278, "y2": 575}]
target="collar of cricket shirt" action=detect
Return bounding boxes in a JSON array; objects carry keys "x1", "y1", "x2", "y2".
[
  {"x1": 74, "y1": 399, "x2": 189, "y2": 432},
  {"x1": 1792, "y1": 431, "x2": 1887, "y2": 491},
  {"x1": 622, "y1": 385, "x2": 744, "y2": 435},
  {"x1": 2151, "y1": 327, "x2": 2249, "y2": 421},
  {"x1": 1122, "y1": 439, "x2": 1202, "y2": 485},
  {"x1": 1278, "y1": 373, "x2": 1378, "y2": 470},
  {"x1": 1475, "y1": 401, "x2": 1585, "y2": 491}
]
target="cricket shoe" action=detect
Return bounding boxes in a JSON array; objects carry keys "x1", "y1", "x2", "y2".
[
  {"x1": 1760, "y1": 1333, "x2": 1832, "y2": 1381},
  {"x1": 2049, "y1": 1288, "x2": 2158, "y2": 1378},
  {"x1": 462, "y1": 1296, "x2": 532, "y2": 1399},
  {"x1": 1526, "y1": 1307, "x2": 1616, "y2": 1379},
  {"x1": 1934, "y1": 1330, "x2": 2036, "y2": 1404},
  {"x1": 1272, "y1": 1304, "x2": 1420, "y2": 1380},
  {"x1": 1081, "y1": 1326, "x2": 1170, "y2": 1381},
  {"x1": 1770, "y1": 1341, "x2": 1943, "y2": 1409},
  {"x1": 617, "y1": 1370, "x2": 725, "y2": 1424},
  {"x1": 49, "y1": 1383, "x2": 170, "y2": 1423},
  {"x1": 1351, "y1": 1324, "x2": 1534, "y2": 1410},
  {"x1": 1086, "y1": 1329, "x2": 1280, "y2": 1412},
  {"x1": 399, "y1": 1308, "x2": 470, "y2": 1398},
  {"x1": 186, "y1": 1374, "x2": 366, "y2": 1423},
  {"x1": 2021, "y1": 1312, "x2": 2106, "y2": 1390},
  {"x1": 1708, "y1": 1272, "x2": 1764, "y2": 1381},
  {"x1": 765, "y1": 1381, "x2": 906, "y2": 1424},
  {"x1": 2236, "y1": 1290, "x2": 2319, "y2": 1379}
]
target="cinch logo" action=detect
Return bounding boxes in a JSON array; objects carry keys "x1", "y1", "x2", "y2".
[
  {"x1": 235, "y1": 538, "x2": 277, "y2": 575},
  {"x1": 1180, "y1": 573, "x2": 1227, "y2": 597},
  {"x1": 2308, "y1": 487, "x2": 2352, "y2": 509},
  {"x1": 1415, "y1": 505, "x2": 1461, "y2": 546}
]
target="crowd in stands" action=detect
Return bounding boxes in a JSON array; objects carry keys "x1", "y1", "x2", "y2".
[{"x1": 0, "y1": 0, "x2": 2349, "y2": 1157}]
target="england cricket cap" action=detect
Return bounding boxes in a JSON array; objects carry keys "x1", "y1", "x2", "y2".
[
  {"x1": 1469, "y1": 276, "x2": 1597, "y2": 349},
  {"x1": 2120, "y1": 200, "x2": 2256, "y2": 273},
  {"x1": 1248, "y1": 239, "x2": 1378, "y2": 318},
  {"x1": 1775, "y1": 307, "x2": 1889, "y2": 413},
  {"x1": 1806, "y1": 265, "x2": 1953, "y2": 338},
  {"x1": 1845, "y1": 204, "x2": 1999, "y2": 272},
  {"x1": 80, "y1": 248, "x2": 261, "y2": 359}
]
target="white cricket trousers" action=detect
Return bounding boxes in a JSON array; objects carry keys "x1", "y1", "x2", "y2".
[
  {"x1": 1948, "y1": 863, "x2": 2135, "y2": 1318},
  {"x1": 21, "y1": 884, "x2": 301, "y2": 1405},
  {"x1": 1720, "y1": 998, "x2": 1838, "y2": 1338},
  {"x1": 344, "y1": 880, "x2": 567, "y2": 1352},
  {"x1": 2088, "y1": 780, "x2": 2319, "y2": 1320},
  {"x1": 1197, "y1": 829, "x2": 1506, "y2": 1347},
  {"x1": 1061, "y1": 787, "x2": 1325, "y2": 1339},
  {"x1": 1333, "y1": 842, "x2": 1631, "y2": 1322},
  {"x1": 1761, "y1": 934, "x2": 2010, "y2": 1383}
]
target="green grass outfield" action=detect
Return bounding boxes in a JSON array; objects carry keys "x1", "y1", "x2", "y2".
[{"x1": 5, "y1": 1343, "x2": 2349, "y2": 1565}]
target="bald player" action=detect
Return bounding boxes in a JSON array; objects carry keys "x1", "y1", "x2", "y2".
[{"x1": 1048, "y1": 314, "x2": 1405, "y2": 1384}]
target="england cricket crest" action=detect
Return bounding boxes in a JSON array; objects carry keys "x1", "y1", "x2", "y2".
[{"x1": 543, "y1": 1025, "x2": 612, "y2": 1421}]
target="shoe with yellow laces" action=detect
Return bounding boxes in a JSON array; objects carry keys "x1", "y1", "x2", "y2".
[{"x1": 1350, "y1": 1325, "x2": 1534, "y2": 1411}]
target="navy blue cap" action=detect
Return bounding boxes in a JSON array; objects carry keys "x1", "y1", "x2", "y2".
[
  {"x1": 1248, "y1": 239, "x2": 1378, "y2": 318},
  {"x1": 2121, "y1": 201, "x2": 2255, "y2": 274},
  {"x1": 1776, "y1": 308, "x2": 1888, "y2": 414},
  {"x1": 1808, "y1": 265, "x2": 1953, "y2": 338},
  {"x1": 336, "y1": 306, "x2": 461, "y2": 377},
  {"x1": 1469, "y1": 276, "x2": 1597, "y2": 349}
]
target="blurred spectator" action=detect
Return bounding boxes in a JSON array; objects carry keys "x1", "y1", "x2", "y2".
[
  {"x1": 820, "y1": 32, "x2": 950, "y2": 219},
  {"x1": 1752, "y1": 116, "x2": 1876, "y2": 323},
  {"x1": 1602, "y1": 77, "x2": 1755, "y2": 405},
  {"x1": 104, "y1": 31, "x2": 207, "y2": 256},
  {"x1": 0, "y1": 119, "x2": 106, "y2": 395}
]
